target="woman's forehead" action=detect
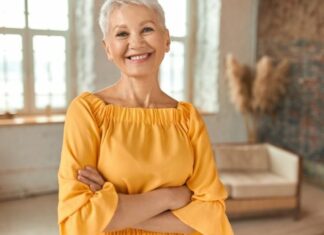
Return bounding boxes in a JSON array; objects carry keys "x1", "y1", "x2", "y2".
[{"x1": 109, "y1": 4, "x2": 159, "y2": 27}]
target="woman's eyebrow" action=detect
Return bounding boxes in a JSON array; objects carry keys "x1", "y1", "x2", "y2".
[
  {"x1": 112, "y1": 20, "x2": 156, "y2": 31},
  {"x1": 112, "y1": 25, "x2": 128, "y2": 31},
  {"x1": 140, "y1": 20, "x2": 156, "y2": 26}
]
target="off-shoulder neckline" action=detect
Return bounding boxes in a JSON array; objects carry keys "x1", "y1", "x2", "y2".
[{"x1": 83, "y1": 91, "x2": 183, "y2": 110}]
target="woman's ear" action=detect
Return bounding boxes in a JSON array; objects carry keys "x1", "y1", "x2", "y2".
[
  {"x1": 102, "y1": 39, "x2": 113, "y2": 60},
  {"x1": 165, "y1": 29, "x2": 171, "y2": 52}
]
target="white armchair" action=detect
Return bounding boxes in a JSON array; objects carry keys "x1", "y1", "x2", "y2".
[{"x1": 214, "y1": 143, "x2": 302, "y2": 219}]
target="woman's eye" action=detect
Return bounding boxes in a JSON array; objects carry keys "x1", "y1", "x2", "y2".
[
  {"x1": 143, "y1": 27, "x2": 154, "y2": 33},
  {"x1": 116, "y1": 32, "x2": 128, "y2": 37}
]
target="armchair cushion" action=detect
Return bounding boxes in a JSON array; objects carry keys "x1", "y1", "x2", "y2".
[{"x1": 220, "y1": 171, "x2": 297, "y2": 198}]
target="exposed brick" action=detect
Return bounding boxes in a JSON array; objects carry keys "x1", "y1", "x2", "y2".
[{"x1": 257, "y1": 0, "x2": 324, "y2": 184}]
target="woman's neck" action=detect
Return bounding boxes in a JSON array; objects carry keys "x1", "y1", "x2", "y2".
[{"x1": 115, "y1": 74, "x2": 164, "y2": 108}]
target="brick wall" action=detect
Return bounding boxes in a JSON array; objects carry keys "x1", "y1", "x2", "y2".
[{"x1": 257, "y1": 0, "x2": 324, "y2": 184}]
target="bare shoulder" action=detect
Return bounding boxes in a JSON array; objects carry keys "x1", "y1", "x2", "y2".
[
  {"x1": 159, "y1": 92, "x2": 179, "y2": 108},
  {"x1": 93, "y1": 86, "x2": 120, "y2": 105}
]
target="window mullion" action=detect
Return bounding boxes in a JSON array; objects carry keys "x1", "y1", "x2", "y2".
[
  {"x1": 23, "y1": 0, "x2": 35, "y2": 114},
  {"x1": 0, "y1": 28, "x2": 24, "y2": 34},
  {"x1": 29, "y1": 29, "x2": 68, "y2": 36},
  {"x1": 183, "y1": 0, "x2": 196, "y2": 102},
  {"x1": 170, "y1": 36, "x2": 186, "y2": 42}
]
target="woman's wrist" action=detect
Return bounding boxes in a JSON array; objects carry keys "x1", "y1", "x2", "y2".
[
  {"x1": 153, "y1": 187, "x2": 174, "y2": 211},
  {"x1": 163, "y1": 186, "x2": 192, "y2": 211}
]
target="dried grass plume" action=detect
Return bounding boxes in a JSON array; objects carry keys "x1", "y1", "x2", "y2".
[
  {"x1": 253, "y1": 56, "x2": 290, "y2": 114},
  {"x1": 225, "y1": 54, "x2": 290, "y2": 142},
  {"x1": 226, "y1": 54, "x2": 254, "y2": 114}
]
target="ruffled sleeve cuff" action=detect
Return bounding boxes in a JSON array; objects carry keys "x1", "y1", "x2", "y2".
[
  {"x1": 172, "y1": 200, "x2": 233, "y2": 235},
  {"x1": 58, "y1": 181, "x2": 119, "y2": 234}
]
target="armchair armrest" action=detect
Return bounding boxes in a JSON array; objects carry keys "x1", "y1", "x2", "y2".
[{"x1": 266, "y1": 144, "x2": 301, "y2": 182}]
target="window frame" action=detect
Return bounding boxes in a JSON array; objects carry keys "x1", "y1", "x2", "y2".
[
  {"x1": 159, "y1": 0, "x2": 196, "y2": 102},
  {"x1": 184, "y1": 0, "x2": 197, "y2": 102},
  {"x1": 0, "y1": 0, "x2": 75, "y2": 115}
]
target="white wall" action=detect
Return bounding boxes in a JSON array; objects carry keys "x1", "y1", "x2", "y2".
[
  {"x1": 0, "y1": 124, "x2": 63, "y2": 200},
  {"x1": 207, "y1": 0, "x2": 259, "y2": 143},
  {"x1": 0, "y1": 0, "x2": 258, "y2": 200}
]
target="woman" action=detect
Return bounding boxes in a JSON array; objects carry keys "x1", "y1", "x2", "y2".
[{"x1": 58, "y1": 0, "x2": 233, "y2": 234}]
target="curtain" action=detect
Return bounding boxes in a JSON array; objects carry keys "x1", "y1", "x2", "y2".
[
  {"x1": 75, "y1": 0, "x2": 96, "y2": 93},
  {"x1": 193, "y1": 0, "x2": 221, "y2": 113}
]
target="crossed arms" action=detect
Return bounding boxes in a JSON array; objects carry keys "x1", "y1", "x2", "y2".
[
  {"x1": 78, "y1": 166, "x2": 195, "y2": 234},
  {"x1": 59, "y1": 99, "x2": 232, "y2": 235}
]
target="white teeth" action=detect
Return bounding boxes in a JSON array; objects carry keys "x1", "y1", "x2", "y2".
[{"x1": 130, "y1": 54, "x2": 149, "y2": 60}]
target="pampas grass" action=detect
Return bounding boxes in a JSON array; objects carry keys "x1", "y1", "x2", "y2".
[
  {"x1": 253, "y1": 56, "x2": 290, "y2": 114},
  {"x1": 226, "y1": 54, "x2": 254, "y2": 114},
  {"x1": 226, "y1": 54, "x2": 290, "y2": 142}
]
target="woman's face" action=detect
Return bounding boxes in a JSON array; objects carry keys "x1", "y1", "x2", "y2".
[{"x1": 103, "y1": 4, "x2": 170, "y2": 78}]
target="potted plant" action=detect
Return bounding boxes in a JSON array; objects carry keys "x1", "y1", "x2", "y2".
[{"x1": 226, "y1": 54, "x2": 290, "y2": 143}]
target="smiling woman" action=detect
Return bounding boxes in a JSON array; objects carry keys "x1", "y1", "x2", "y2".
[{"x1": 57, "y1": 1, "x2": 233, "y2": 235}]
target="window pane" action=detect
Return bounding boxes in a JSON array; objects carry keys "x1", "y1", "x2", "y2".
[
  {"x1": 35, "y1": 95, "x2": 66, "y2": 110},
  {"x1": 0, "y1": 0, "x2": 25, "y2": 28},
  {"x1": 0, "y1": 34, "x2": 24, "y2": 113},
  {"x1": 159, "y1": 0, "x2": 187, "y2": 37},
  {"x1": 33, "y1": 35, "x2": 67, "y2": 109},
  {"x1": 28, "y1": 0, "x2": 68, "y2": 30},
  {"x1": 160, "y1": 41, "x2": 185, "y2": 101}
]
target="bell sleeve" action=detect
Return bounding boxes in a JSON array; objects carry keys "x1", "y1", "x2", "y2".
[
  {"x1": 172, "y1": 104, "x2": 233, "y2": 235},
  {"x1": 58, "y1": 95, "x2": 118, "y2": 235}
]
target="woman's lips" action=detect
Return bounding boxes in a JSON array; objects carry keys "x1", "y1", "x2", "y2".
[{"x1": 127, "y1": 53, "x2": 152, "y2": 63}]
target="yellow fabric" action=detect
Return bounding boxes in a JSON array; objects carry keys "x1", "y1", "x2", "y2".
[{"x1": 58, "y1": 92, "x2": 233, "y2": 235}]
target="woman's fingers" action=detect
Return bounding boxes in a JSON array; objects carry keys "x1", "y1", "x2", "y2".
[
  {"x1": 78, "y1": 167, "x2": 105, "y2": 186},
  {"x1": 77, "y1": 175, "x2": 102, "y2": 192},
  {"x1": 77, "y1": 166, "x2": 106, "y2": 192},
  {"x1": 90, "y1": 184, "x2": 101, "y2": 192}
]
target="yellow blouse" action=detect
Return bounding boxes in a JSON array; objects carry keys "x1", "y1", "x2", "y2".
[{"x1": 58, "y1": 92, "x2": 233, "y2": 235}]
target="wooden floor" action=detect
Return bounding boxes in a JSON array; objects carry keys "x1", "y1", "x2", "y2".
[
  {"x1": 231, "y1": 182, "x2": 324, "y2": 235},
  {"x1": 0, "y1": 182, "x2": 323, "y2": 235}
]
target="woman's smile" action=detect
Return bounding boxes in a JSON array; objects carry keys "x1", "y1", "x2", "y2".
[{"x1": 126, "y1": 52, "x2": 153, "y2": 63}]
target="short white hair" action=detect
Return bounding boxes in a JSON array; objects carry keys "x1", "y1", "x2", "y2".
[{"x1": 99, "y1": 0, "x2": 166, "y2": 39}]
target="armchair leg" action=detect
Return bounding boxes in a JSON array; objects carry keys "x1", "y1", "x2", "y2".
[{"x1": 293, "y1": 207, "x2": 301, "y2": 221}]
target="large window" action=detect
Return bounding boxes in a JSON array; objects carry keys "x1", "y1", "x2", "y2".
[
  {"x1": 159, "y1": 0, "x2": 221, "y2": 112},
  {"x1": 159, "y1": 0, "x2": 189, "y2": 101},
  {"x1": 0, "y1": 0, "x2": 71, "y2": 115},
  {"x1": 1, "y1": 0, "x2": 220, "y2": 115}
]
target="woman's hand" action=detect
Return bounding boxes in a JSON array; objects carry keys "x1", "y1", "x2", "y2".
[
  {"x1": 77, "y1": 166, "x2": 105, "y2": 192},
  {"x1": 167, "y1": 185, "x2": 193, "y2": 210}
]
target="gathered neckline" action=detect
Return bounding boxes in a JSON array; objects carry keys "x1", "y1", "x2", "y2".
[
  {"x1": 77, "y1": 92, "x2": 193, "y2": 125},
  {"x1": 84, "y1": 91, "x2": 182, "y2": 110}
]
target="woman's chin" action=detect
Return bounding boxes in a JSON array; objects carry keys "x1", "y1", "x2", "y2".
[{"x1": 122, "y1": 69, "x2": 157, "y2": 78}]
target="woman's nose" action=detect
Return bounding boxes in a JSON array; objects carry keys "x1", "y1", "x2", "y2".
[{"x1": 129, "y1": 34, "x2": 145, "y2": 49}]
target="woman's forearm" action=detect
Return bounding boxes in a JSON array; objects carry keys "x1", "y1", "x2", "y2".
[
  {"x1": 103, "y1": 188, "x2": 171, "y2": 232},
  {"x1": 133, "y1": 211, "x2": 194, "y2": 234},
  {"x1": 78, "y1": 167, "x2": 192, "y2": 233}
]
